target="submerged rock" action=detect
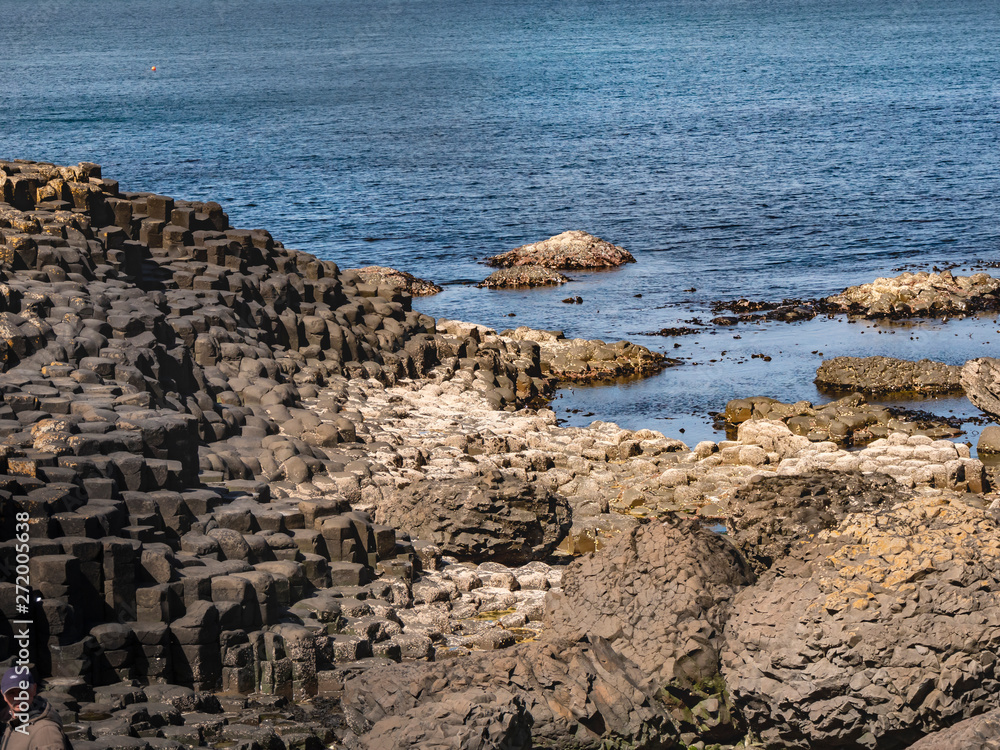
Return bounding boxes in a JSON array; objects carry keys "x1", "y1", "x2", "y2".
[
  {"x1": 816, "y1": 356, "x2": 963, "y2": 396},
  {"x1": 477, "y1": 265, "x2": 570, "y2": 289},
  {"x1": 485, "y1": 230, "x2": 635, "y2": 270}
]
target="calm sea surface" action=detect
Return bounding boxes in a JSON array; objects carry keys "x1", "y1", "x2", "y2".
[{"x1": 3, "y1": 0, "x2": 1000, "y2": 445}]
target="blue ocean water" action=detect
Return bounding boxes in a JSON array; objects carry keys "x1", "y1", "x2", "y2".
[{"x1": 3, "y1": 0, "x2": 1000, "y2": 444}]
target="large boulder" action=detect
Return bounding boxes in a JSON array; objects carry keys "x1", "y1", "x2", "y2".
[
  {"x1": 722, "y1": 489, "x2": 1000, "y2": 749},
  {"x1": 815, "y1": 356, "x2": 962, "y2": 396},
  {"x1": 727, "y1": 470, "x2": 910, "y2": 574},
  {"x1": 546, "y1": 519, "x2": 753, "y2": 691},
  {"x1": 485, "y1": 230, "x2": 635, "y2": 270},
  {"x1": 359, "y1": 688, "x2": 530, "y2": 750},
  {"x1": 906, "y1": 707, "x2": 1000, "y2": 750},
  {"x1": 374, "y1": 472, "x2": 571, "y2": 565},
  {"x1": 342, "y1": 638, "x2": 677, "y2": 750}
]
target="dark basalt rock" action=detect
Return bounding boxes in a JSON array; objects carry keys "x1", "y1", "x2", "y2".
[
  {"x1": 722, "y1": 490, "x2": 1000, "y2": 749},
  {"x1": 816, "y1": 356, "x2": 963, "y2": 396},
  {"x1": 341, "y1": 638, "x2": 678, "y2": 750},
  {"x1": 727, "y1": 470, "x2": 909, "y2": 575},
  {"x1": 374, "y1": 472, "x2": 571, "y2": 565}
]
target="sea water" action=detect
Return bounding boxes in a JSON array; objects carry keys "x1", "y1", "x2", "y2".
[{"x1": 2, "y1": 0, "x2": 999, "y2": 445}]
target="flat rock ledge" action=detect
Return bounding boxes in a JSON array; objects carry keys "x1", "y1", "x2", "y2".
[
  {"x1": 485, "y1": 230, "x2": 636, "y2": 270},
  {"x1": 348, "y1": 266, "x2": 442, "y2": 297},
  {"x1": 816, "y1": 356, "x2": 963, "y2": 396},
  {"x1": 477, "y1": 265, "x2": 570, "y2": 289}
]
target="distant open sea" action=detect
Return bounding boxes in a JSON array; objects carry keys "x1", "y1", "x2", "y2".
[{"x1": 3, "y1": 0, "x2": 1000, "y2": 445}]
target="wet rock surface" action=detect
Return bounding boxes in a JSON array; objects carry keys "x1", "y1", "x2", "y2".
[
  {"x1": 816, "y1": 356, "x2": 963, "y2": 396},
  {"x1": 347, "y1": 266, "x2": 442, "y2": 297},
  {"x1": 723, "y1": 393, "x2": 963, "y2": 446},
  {"x1": 477, "y1": 265, "x2": 570, "y2": 289},
  {"x1": 484, "y1": 230, "x2": 636, "y2": 270}
]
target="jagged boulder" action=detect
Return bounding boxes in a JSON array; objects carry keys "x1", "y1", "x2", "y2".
[
  {"x1": 342, "y1": 638, "x2": 678, "y2": 750},
  {"x1": 727, "y1": 470, "x2": 910, "y2": 574},
  {"x1": 374, "y1": 472, "x2": 571, "y2": 565},
  {"x1": 546, "y1": 519, "x2": 753, "y2": 691},
  {"x1": 906, "y1": 707, "x2": 1000, "y2": 750},
  {"x1": 962, "y1": 357, "x2": 1000, "y2": 419},
  {"x1": 722, "y1": 490, "x2": 1000, "y2": 749}
]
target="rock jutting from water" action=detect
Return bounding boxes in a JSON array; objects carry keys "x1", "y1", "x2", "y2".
[
  {"x1": 723, "y1": 393, "x2": 963, "y2": 446},
  {"x1": 484, "y1": 230, "x2": 636, "y2": 270},
  {"x1": 5, "y1": 160, "x2": 1000, "y2": 750},
  {"x1": 476, "y1": 265, "x2": 570, "y2": 289},
  {"x1": 713, "y1": 268, "x2": 1000, "y2": 323},
  {"x1": 347, "y1": 265, "x2": 442, "y2": 296},
  {"x1": 815, "y1": 355, "x2": 963, "y2": 395},
  {"x1": 825, "y1": 269, "x2": 1000, "y2": 318}
]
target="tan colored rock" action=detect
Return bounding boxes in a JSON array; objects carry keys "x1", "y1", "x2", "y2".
[{"x1": 485, "y1": 230, "x2": 635, "y2": 270}]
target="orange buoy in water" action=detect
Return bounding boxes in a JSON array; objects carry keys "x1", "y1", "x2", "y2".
[{"x1": 151, "y1": 66, "x2": 157, "y2": 71}]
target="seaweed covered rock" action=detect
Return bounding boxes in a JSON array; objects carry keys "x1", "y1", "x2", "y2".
[
  {"x1": 816, "y1": 356, "x2": 963, "y2": 396},
  {"x1": 722, "y1": 490, "x2": 1000, "y2": 749},
  {"x1": 485, "y1": 230, "x2": 635, "y2": 270},
  {"x1": 477, "y1": 265, "x2": 570, "y2": 289}
]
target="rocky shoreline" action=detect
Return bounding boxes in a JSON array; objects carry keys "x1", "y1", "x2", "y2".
[{"x1": 3, "y1": 161, "x2": 1000, "y2": 749}]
